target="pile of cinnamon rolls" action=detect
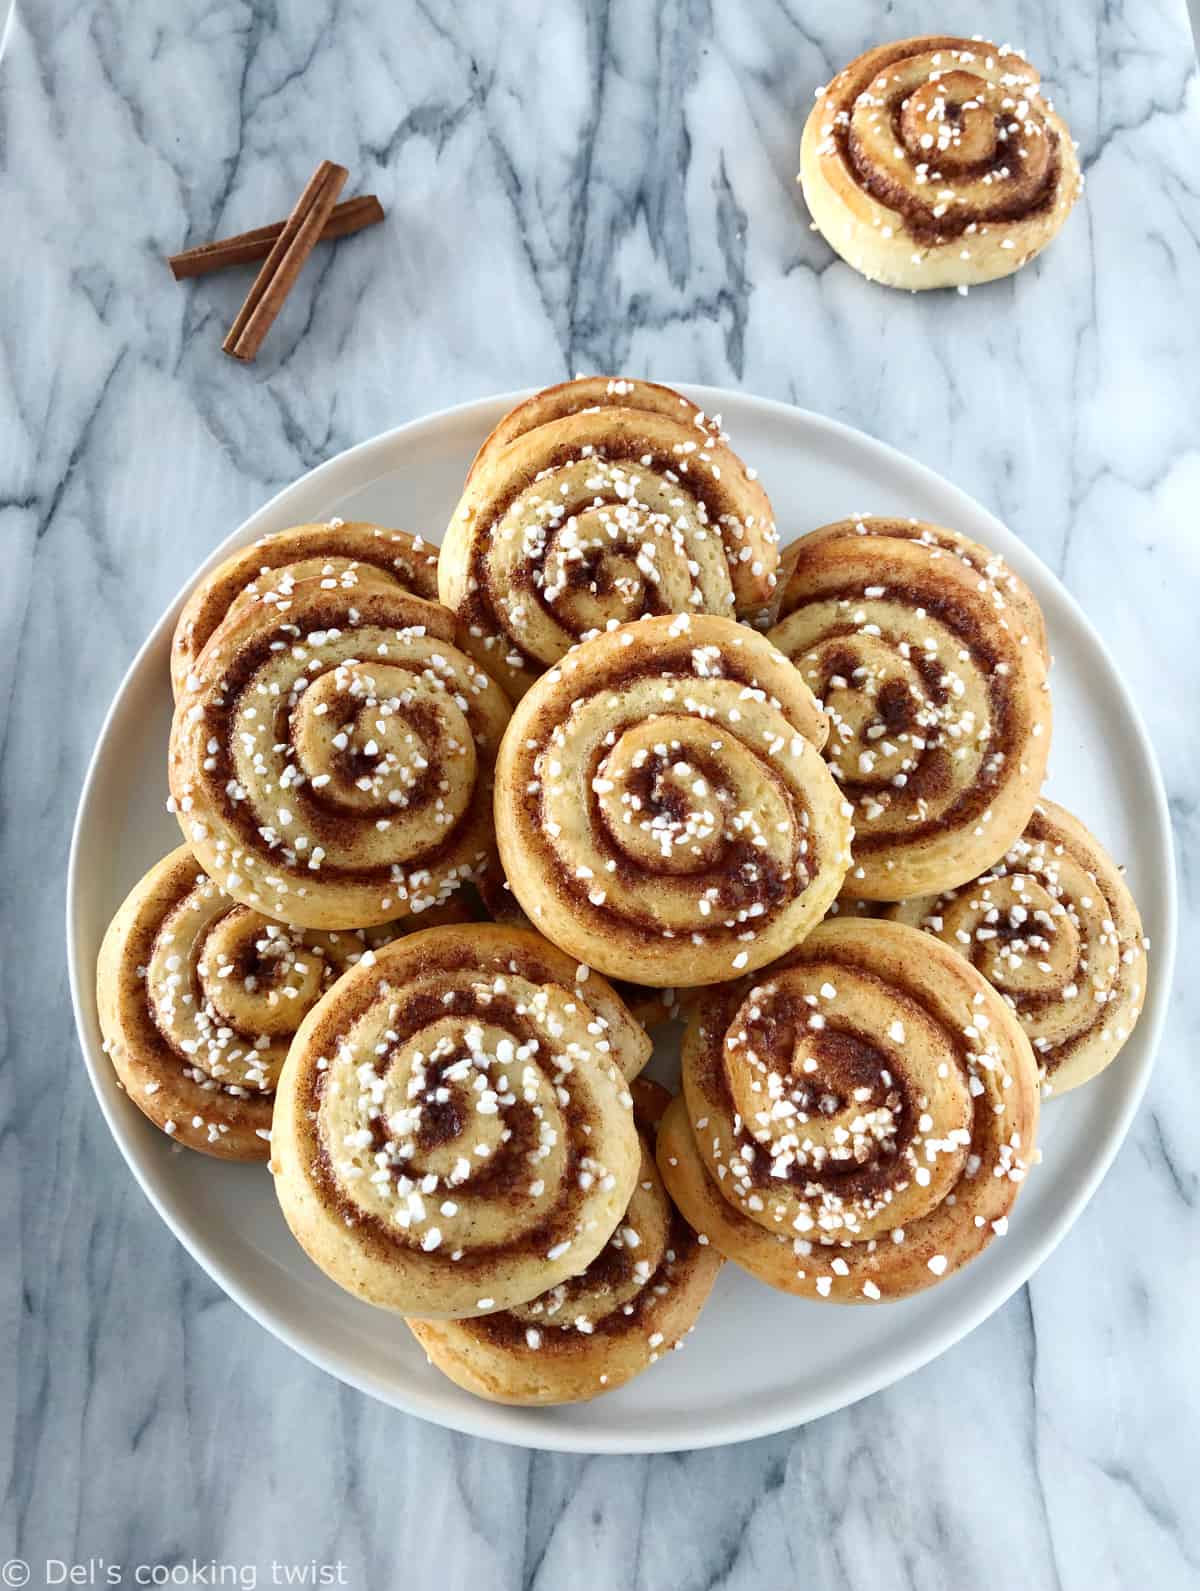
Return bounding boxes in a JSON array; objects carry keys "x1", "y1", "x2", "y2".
[{"x1": 96, "y1": 373, "x2": 1146, "y2": 1407}]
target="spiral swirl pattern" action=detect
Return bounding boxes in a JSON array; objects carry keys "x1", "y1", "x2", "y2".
[
  {"x1": 271, "y1": 924, "x2": 648, "y2": 1318},
  {"x1": 799, "y1": 36, "x2": 1082, "y2": 290},
  {"x1": 406, "y1": 1080, "x2": 722, "y2": 1404},
  {"x1": 169, "y1": 576, "x2": 511, "y2": 930},
  {"x1": 171, "y1": 521, "x2": 440, "y2": 699},
  {"x1": 768, "y1": 518, "x2": 1050, "y2": 901},
  {"x1": 440, "y1": 378, "x2": 780, "y2": 699},
  {"x1": 495, "y1": 614, "x2": 853, "y2": 987},
  {"x1": 885, "y1": 799, "x2": 1148, "y2": 1095},
  {"x1": 657, "y1": 918, "x2": 1040, "y2": 1302},
  {"x1": 95, "y1": 847, "x2": 468, "y2": 1160}
]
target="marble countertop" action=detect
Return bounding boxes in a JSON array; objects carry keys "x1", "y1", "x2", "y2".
[{"x1": 3, "y1": 0, "x2": 1198, "y2": 1585}]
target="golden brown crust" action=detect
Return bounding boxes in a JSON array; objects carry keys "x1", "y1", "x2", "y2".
[
  {"x1": 439, "y1": 378, "x2": 780, "y2": 699},
  {"x1": 407, "y1": 1079, "x2": 722, "y2": 1404},
  {"x1": 768, "y1": 518, "x2": 1051, "y2": 899},
  {"x1": 658, "y1": 918, "x2": 1040, "y2": 1302},
  {"x1": 465, "y1": 376, "x2": 719, "y2": 484},
  {"x1": 171, "y1": 522, "x2": 440, "y2": 699},
  {"x1": 271, "y1": 923, "x2": 649, "y2": 1318},
  {"x1": 169, "y1": 575, "x2": 511, "y2": 930},
  {"x1": 883, "y1": 799, "x2": 1148, "y2": 1094},
  {"x1": 94, "y1": 846, "x2": 468, "y2": 1160},
  {"x1": 799, "y1": 36, "x2": 1082, "y2": 290},
  {"x1": 495, "y1": 614, "x2": 853, "y2": 987}
]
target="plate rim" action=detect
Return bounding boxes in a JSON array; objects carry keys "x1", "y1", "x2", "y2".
[{"x1": 66, "y1": 384, "x2": 1178, "y2": 1454}]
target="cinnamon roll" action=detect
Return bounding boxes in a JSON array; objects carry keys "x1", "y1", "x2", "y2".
[
  {"x1": 169, "y1": 575, "x2": 510, "y2": 930},
  {"x1": 799, "y1": 37, "x2": 1082, "y2": 290},
  {"x1": 95, "y1": 845, "x2": 469, "y2": 1160},
  {"x1": 271, "y1": 924, "x2": 648, "y2": 1317},
  {"x1": 439, "y1": 377, "x2": 780, "y2": 699},
  {"x1": 657, "y1": 918, "x2": 1040, "y2": 1301},
  {"x1": 768, "y1": 517, "x2": 1050, "y2": 900},
  {"x1": 407, "y1": 1079, "x2": 722, "y2": 1404},
  {"x1": 171, "y1": 521, "x2": 440, "y2": 699},
  {"x1": 495, "y1": 614, "x2": 853, "y2": 987},
  {"x1": 884, "y1": 799, "x2": 1148, "y2": 1095}
]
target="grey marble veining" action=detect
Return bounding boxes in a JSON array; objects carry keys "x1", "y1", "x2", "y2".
[{"x1": 2, "y1": 1, "x2": 1199, "y2": 1586}]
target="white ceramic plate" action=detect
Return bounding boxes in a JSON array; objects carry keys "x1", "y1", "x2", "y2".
[{"x1": 67, "y1": 388, "x2": 1176, "y2": 1454}]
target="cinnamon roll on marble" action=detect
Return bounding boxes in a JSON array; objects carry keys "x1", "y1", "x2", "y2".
[{"x1": 799, "y1": 36, "x2": 1082, "y2": 290}]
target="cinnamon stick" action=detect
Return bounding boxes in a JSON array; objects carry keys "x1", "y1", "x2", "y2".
[
  {"x1": 222, "y1": 160, "x2": 349, "y2": 362},
  {"x1": 168, "y1": 195, "x2": 383, "y2": 281}
]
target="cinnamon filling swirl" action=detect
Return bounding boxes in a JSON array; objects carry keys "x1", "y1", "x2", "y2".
[
  {"x1": 495, "y1": 615, "x2": 852, "y2": 984},
  {"x1": 271, "y1": 925, "x2": 647, "y2": 1318},
  {"x1": 659, "y1": 919, "x2": 1041, "y2": 1302},
  {"x1": 170, "y1": 580, "x2": 511, "y2": 929}
]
